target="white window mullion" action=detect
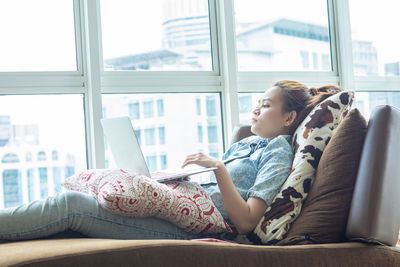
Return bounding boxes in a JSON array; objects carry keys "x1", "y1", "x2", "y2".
[
  {"x1": 331, "y1": 0, "x2": 355, "y2": 91},
  {"x1": 216, "y1": 0, "x2": 240, "y2": 148},
  {"x1": 81, "y1": 0, "x2": 105, "y2": 169}
]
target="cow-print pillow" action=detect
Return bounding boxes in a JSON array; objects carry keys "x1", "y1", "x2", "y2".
[{"x1": 235, "y1": 91, "x2": 354, "y2": 245}]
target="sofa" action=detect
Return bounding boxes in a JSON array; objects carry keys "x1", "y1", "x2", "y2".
[{"x1": 1, "y1": 105, "x2": 400, "y2": 266}]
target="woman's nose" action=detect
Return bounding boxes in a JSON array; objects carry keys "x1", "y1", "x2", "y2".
[{"x1": 252, "y1": 107, "x2": 259, "y2": 115}]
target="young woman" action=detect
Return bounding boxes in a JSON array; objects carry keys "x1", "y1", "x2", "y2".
[{"x1": 0, "y1": 80, "x2": 341, "y2": 242}]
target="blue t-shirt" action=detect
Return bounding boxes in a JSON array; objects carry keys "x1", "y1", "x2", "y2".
[{"x1": 201, "y1": 135, "x2": 293, "y2": 224}]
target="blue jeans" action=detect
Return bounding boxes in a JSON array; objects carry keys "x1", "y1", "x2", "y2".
[{"x1": 0, "y1": 191, "x2": 198, "y2": 242}]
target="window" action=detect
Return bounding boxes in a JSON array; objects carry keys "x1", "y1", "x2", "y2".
[
  {"x1": 196, "y1": 98, "x2": 202, "y2": 116},
  {"x1": 355, "y1": 92, "x2": 400, "y2": 119},
  {"x1": 129, "y1": 102, "x2": 140, "y2": 120},
  {"x1": 234, "y1": 0, "x2": 331, "y2": 71},
  {"x1": 238, "y1": 93, "x2": 263, "y2": 124},
  {"x1": 349, "y1": 0, "x2": 400, "y2": 77},
  {"x1": 239, "y1": 95, "x2": 253, "y2": 113},
  {"x1": 207, "y1": 125, "x2": 218, "y2": 143},
  {"x1": 101, "y1": 0, "x2": 212, "y2": 71},
  {"x1": 197, "y1": 125, "x2": 203, "y2": 143},
  {"x1": 146, "y1": 155, "x2": 157, "y2": 172},
  {"x1": 2, "y1": 169, "x2": 22, "y2": 208},
  {"x1": 312, "y1": 52, "x2": 319, "y2": 70},
  {"x1": 210, "y1": 152, "x2": 219, "y2": 159},
  {"x1": 2, "y1": 153, "x2": 19, "y2": 163},
  {"x1": 38, "y1": 151, "x2": 46, "y2": 161},
  {"x1": 0, "y1": 95, "x2": 86, "y2": 207},
  {"x1": 38, "y1": 167, "x2": 48, "y2": 199},
  {"x1": 102, "y1": 93, "x2": 223, "y2": 171},
  {"x1": 0, "y1": 0, "x2": 76, "y2": 71},
  {"x1": 158, "y1": 126, "x2": 166, "y2": 145},
  {"x1": 65, "y1": 166, "x2": 75, "y2": 179},
  {"x1": 300, "y1": 51, "x2": 310, "y2": 69},
  {"x1": 143, "y1": 100, "x2": 154, "y2": 118},
  {"x1": 144, "y1": 128, "x2": 156, "y2": 146},
  {"x1": 206, "y1": 96, "x2": 217, "y2": 116},
  {"x1": 25, "y1": 153, "x2": 32, "y2": 162},
  {"x1": 53, "y1": 167, "x2": 62, "y2": 194},
  {"x1": 321, "y1": 54, "x2": 330, "y2": 70},
  {"x1": 0, "y1": 116, "x2": 11, "y2": 147},
  {"x1": 134, "y1": 129, "x2": 141, "y2": 145},
  {"x1": 52, "y1": 151, "x2": 58, "y2": 161},
  {"x1": 157, "y1": 99, "x2": 164, "y2": 117},
  {"x1": 160, "y1": 154, "x2": 167, "y2": 170},
  {"x1": 27, "y1": 168, "x2": 35, "y2": 202}
]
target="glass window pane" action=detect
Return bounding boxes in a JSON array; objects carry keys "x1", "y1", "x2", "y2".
[
  {"x1": 2, "y1": 169, "x2": 22, "y2": 208},
  {"x1": 0, "y1": 0, "x2": 77, "y2": 71},
  {"x1": 102, "y1": 93, "x2": 223, "y2": 183},
  {"x1": 0, "y1": 95, "x2": 87, "y2": 208},
  {"x1": 143, "y1": 100, "x2": 154, "y2": 119},
  {"x1": 145, "y1": 128, "x2": 156, "y2": 146},
  {"x1": 355, "y1": 92, "x2": 400, "y2": 120},
  {"x1": 234, "y1": 0, "x2": 331, "y2": 71},
  {"x1": 238, "y1": 93, "x2": 263, "y2": 124},
  {"x1": 101, "y1": 0, "x2": 212, "y2": 71},
  {"x1": 349, "y1": 1, "x2": 400, "y2": 77},
  {"x1": 129, "y1": 102, "x2": 140, "y2": 120}
]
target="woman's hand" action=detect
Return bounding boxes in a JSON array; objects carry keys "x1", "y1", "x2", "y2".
[{"x1": 181, "y1": 152, "x2": 223, "y2": 169}]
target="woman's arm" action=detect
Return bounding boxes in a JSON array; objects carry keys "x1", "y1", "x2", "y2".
[{"x1": 182, "y1": 153, "x2": 267, "y2": 234}]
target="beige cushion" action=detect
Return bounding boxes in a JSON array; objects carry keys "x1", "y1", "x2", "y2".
[{"x1": 0, "y1": 238, "x2": 399, "y2": 266}]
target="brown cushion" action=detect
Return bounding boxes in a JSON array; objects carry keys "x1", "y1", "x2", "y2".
[{"x1": 277, "y1": 108, "x2": 367, "y2": 245}]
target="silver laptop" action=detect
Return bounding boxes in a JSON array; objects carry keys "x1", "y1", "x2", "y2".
[{"x1": 100, "y1": 116, "x2": 216, "y2": 183}]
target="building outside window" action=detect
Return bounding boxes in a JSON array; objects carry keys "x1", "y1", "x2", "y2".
[
  {"x1": 144, "y1": 128, "x2": 156, "y2": 145},
  {"x1": 38, "y1": 151, "x2": 46, "y2": 161},
  {"x1": 197, "y1": 125, "x2": 203, "y2": 143},
  {"x1": 300, "y1": 51, "x2": 309, "y2": 69},
  {"x1": 157, "y1": 99, "x2": 164, "y2": 117},
  {"x1": 134, "y1": 129, "x2": 141, "y2": 145},
  {"x1": 196, "y1": 98, "x2": 201, "y2": 116},
  {"x1": 143, "y1": 100, "x2": 154, "y2": 118},
  {"x1": 27, "y1": 168, "x2": 35, "y2": 202},
  {"x1": 52, "y1": 151, "x2": 58, "y2": 161},
  {"x1": 129, "y1": 102, "x2": 140, "y2": 120},
  {"x1": 207, "y1": 125, "x2": 218, "y2": 143},
  {"x1": 312, "y1": 52, "x2": 319, "y2": 70},
  {"x1": 39, "y1": 167, "x2": 48, "y2": 198},
  {"x1": 239, "y1": 95, "x2": 253, "y2": 114},
  {"x1": 158, "y1": 126, "x2": 165, "y2": 145},
  {"x1": 206, "y1": 96, "x2": 217, "y2": 116},
  {"x1": 160, "y1": 154, "x2": 167, "y2": 170},
  {"x1": 53, "y1": 167, "x2": 62, "y2": 194},
  {"x1": 146, "y1": 155, "x2": 157, "y2": 172},
  {"x1": 2, "y1": 169, "x2": 22, "y2": 208}
]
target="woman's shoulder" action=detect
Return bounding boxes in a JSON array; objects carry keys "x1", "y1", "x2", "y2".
[
  {"x1": 263, "y1": 135, "x2": 293, "y2": 153},
  {"x1": 238, "y1": 135, "x2": 261, "y2": 144}
]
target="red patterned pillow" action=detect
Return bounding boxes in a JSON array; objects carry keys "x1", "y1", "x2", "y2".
[{"x1": 62, "y1": 169, "x2": 231, "y2": 235}]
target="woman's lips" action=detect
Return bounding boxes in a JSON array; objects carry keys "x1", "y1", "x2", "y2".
[{"x1": 251, "y1": 118, "x2": 257, "y2": 124}]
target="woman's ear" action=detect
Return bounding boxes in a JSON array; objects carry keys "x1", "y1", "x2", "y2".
[{"x1": 284, "y1": 110, "x2": 297, "y2": 127}]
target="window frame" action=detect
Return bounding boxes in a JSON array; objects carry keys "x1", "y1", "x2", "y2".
[{"x1": 0, "y1": 0, "x2": 398, "y2": 174}]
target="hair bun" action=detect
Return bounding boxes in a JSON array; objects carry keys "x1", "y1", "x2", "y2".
[
  {"x1": 309, "y1": 87, "x2": 319, "y2": 96},
  {"x1": 317, "y1": 85, "x2": 342, "y2": 94}
]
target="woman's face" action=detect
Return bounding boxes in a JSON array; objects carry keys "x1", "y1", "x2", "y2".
[{"x1": 250, "y1": 86, "x2": 291, "y2": 138}]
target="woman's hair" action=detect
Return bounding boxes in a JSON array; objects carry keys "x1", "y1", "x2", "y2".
[{"x1": 274, "y1": 80, "x2": 342, "y2": 134}]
